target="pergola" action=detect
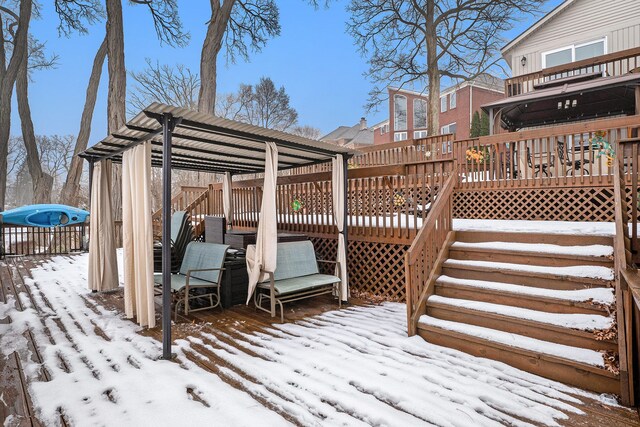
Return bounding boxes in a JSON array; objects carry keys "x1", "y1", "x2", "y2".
[{"x1": 80, "y1": 102, "x2": 354, "y2": 359}]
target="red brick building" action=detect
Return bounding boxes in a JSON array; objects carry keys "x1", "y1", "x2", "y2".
[{"x1": 373, "y1": 74, "x2": 505, "y2": 145}]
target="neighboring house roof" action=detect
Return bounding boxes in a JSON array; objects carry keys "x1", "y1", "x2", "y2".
[
  {"x1": 321, "y1": 120, "x2": 374, "y2": 147},
  {"x1": 502, "y1": 0, "x2": 576, "y2": 55}
]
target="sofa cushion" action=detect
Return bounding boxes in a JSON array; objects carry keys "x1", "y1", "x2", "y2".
[{"x1": 259, "y1": 273, "x2": 339, "y2": 295}]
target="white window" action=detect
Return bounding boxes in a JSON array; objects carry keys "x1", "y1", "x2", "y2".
[
  {"x1": 441, "y1": 140, "x2": 452, "y2": 154},
  {"x1": 394, "y1": 132, "x2": 407, "y2": 142},
  {"x1": 394, "y1": 95, "x2": 407, "y2": 131},
  {"x1": 413, "y1": 99, "x2": 427, "y2": 129},
  {"x1": 542, "y1": 38, "x2": 606, "y2": 68},
  {"x1": 440, "y1": 96, "x2": 447, "y2": 113},
  {"x1": 440, "y1": 122, "x2": 456, "y2": 135},
  {"x1": 449, "y1": 91, "x2": 457, "y2": 109},
  {"x1": 379, "y1": 124, "x2": 389, "y2": 135},
  {"x1": 414, "y1": 130, "x2": 428, "y2": 139}
]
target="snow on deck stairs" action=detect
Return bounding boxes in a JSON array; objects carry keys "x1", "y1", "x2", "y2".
[{"x1": 416, "y1": 230, "x2": 620, "y2": 395}]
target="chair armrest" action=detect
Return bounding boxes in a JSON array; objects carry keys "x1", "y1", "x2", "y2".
[
  {"x1": 186, "y1": 267, "x2": 225, "y2": 276},
  {"x1": 316, "y1": 259, "x2": 339, "y2": 265}
]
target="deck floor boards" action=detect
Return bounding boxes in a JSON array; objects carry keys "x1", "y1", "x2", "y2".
[{"x1": 1, "y1": 255, "x2": 639, "y2": 426}]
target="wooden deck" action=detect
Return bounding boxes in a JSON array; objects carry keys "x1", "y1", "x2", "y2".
[{"x1": 1, "y1": 255, "x2": 639, "y2": 426}]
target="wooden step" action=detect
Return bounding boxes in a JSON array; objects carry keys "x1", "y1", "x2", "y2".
[
  {"x1": 448, "y1": 244, "x2": 613, "y2": 268},
  {"x1": 434, "y1": 279, "x2": 610, "y2": 315},
  {"x1": 442, "y1": 260, "x2": 613, "y2": 290},
  {"x1": 417, "y1": 318, "x2": 620, "y2": 395},
  {"x1": 455, "y1": 230, "x2": 613, "y2": 247},
  {"x1": 426, "y1": 296, "x2": 617, "y2": 352}
]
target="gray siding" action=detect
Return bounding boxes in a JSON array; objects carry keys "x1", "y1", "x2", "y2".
[{"x1": 507, "y1": 0, "x2": 640, "y2": 76}]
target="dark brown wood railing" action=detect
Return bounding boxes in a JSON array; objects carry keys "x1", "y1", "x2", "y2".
[
  {"x1": 453, "y1": 115, "x2": 640, "y2": 190},
  {"x1": 613, "y1": 139, "x2": 639, "y2": 406},
  {"x1": 1, "y1": 223, "x2": 88, "y2": 256},
  {"x1": 505, "y1": 47, "x2": 640, "y2": 97},
  {"x1": 405, "y1": 167, "x2": 457, "y2": 335}
]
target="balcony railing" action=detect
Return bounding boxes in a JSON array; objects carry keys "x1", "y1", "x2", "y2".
[{"x1": 505, "y1": 47, "x2": 640, "y2": 97}]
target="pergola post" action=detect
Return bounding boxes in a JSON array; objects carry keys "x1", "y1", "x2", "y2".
[
  {"x1": 88, "y1": 159, "x2": 95, "y2": 203},
  {"x1": 342, "y1": 155, "x2": 349, "y2": 303},
  {"x1": 161, "y1": 112, "x2": 174, "y2": 360}
]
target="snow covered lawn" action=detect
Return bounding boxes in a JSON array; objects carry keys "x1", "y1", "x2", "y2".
[{"x1": 0, "y1": 253, "x2": 624, "y2": 426}]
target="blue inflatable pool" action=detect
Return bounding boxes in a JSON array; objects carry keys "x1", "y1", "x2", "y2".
[{"x1": 0, "y1": 204, "x2": 89, "y2": 228}]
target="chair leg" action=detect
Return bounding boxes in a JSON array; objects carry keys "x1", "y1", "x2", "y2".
[{"x1": 270, "y1": 289, "x2": 276, "y2": 318}]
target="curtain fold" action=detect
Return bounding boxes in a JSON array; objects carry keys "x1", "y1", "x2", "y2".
[
  {"x1": 246, "y1": 142, "x2": 279, "y2": 303},
  {"x1": 88, "y1": 160, "x2": 119, "y2": 292},
  {"x1": 223, "y1": 172, "x2": 233, "y2": 229},
  {"x1": 122, "y1": 142, "x2": 155, "y2": 327},
  {"x1": 332, "y1": 154, "x2": 349, "y2": 301}
]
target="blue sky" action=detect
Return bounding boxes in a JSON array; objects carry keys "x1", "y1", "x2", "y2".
[{"x1": 11, "y1": 0, "x2": 563, "y2": 143}]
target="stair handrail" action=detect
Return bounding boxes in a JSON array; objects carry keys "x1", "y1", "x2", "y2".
[
  {"x1": 152, "y1": 186, "x2": 210, "y2": 238},
  {"x1": 613, "y1": 144, "x2": 635, "y2": 406},
  {"x1": 405, "y1": 164, "x2": 457, "y2": 335}
]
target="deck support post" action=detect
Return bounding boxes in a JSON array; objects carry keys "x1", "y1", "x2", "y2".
[
  {"x1": 161, "y1": 112, "x2": 175, "y2": 360},
  {"x1": 342, "y1": 155, "x2": 349, "y2": 303}
]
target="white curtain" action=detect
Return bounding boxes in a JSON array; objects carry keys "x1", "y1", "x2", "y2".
[
  {"x1": 88, "y1": 160, "x2": 119, "y2": 292},
  {"x1": 223, "y1": 172, "x2": 233, "y2": 228},
  {"x1": 246, "y1": 142, "x2": 279, "y2": 303},
  {"x1": 122, "y1": 142, "x2": 155, "y2": 328},
  {"x1": 332, "y1": 154, "x2": 348, "y2": 301}
]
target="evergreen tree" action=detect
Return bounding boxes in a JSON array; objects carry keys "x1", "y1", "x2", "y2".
[{"x1": 470, "y1": 111, "x2": 482, "y2": 138}]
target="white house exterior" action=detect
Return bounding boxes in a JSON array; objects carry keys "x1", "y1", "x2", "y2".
[{"x1": 502, "y1": 0, "x2": 640, "y2": 77}]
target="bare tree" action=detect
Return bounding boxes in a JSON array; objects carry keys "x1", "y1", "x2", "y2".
[
  {"x1": 198, "y1": 0, "x2": 280, "y2": 114},
  {"x1": 347, "y1": 0, "x2": 539, "y2": 135},
  {"x1": 59, "y1": 37, "x2": 106, "y2": 206},
  {"x1": 223, "y1": 77, "x2": 298, "y2": 131},
  {"x1": 290, "y1": 125, "x2": 321, "y2": 140},
  {"x1": 129, "y1": 58, "x2": 199, "y2": 113},
  {"x1": 0, "y1": 0, "x2": 32, "y2": 210}
]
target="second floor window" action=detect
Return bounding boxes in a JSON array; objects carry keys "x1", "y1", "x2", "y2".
[
  {"x1": 413, "y1": 99, "x2": 427, "y2": 129},
  {"x1": 450, "y1": 92, "x2": 457, "y2": 109},
  {"x1": 441, "y1": 123, "x2": 457, "y2": 135},
  {"x1": 440, "y1": 96, "x2": 447, "y2": 113},
  {"x1": 542, "y1": 38, "x2": 606, "y2": 69},
  {"x1": 394, "y1": 95, "x2": 407, "y2": 131}
]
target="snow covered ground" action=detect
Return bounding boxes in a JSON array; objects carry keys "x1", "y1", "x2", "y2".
[
  {"x1": 452, "y1": 219, "x2": 617, "y2": 236},
  {"x1": 0, "y1": 253, "x2": 622, "y2": 427}
]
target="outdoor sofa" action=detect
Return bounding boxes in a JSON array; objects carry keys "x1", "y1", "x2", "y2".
[{"x1": 253, "y1": 240, "x2": 342, "y2": 322}]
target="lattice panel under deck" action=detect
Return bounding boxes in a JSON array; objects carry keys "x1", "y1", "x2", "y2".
[
  {"x1": 453, "y1": 187, "x2": 620, "y2": 222},
  {"x1": 310, "y1": 237, "x2": 409, "y2": 301}
]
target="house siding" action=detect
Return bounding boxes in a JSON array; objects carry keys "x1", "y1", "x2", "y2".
[{"x1": 507, "y1": 0, "x2": 640, "y2": 76}]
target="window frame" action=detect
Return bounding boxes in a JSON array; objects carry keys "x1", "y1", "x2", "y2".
[
  {"x1": 394, "y1": 131, "x2": 408, "y2": 142},
  {"x1": 413, "y1": 130, "x2": 428, "y2": 139},
  {"x1": 449, "y1": 91, "x2": 457, "y2": 109},
  {"x1": 440, "y1": 95, "x2": 447, "y2": 113},
  {"x1": 541, "y1": 37, "x2": 607, "y2": 69},
  {"x1": 413, "y1": 98, "x2": 427, "y2": 130},
  {"x1": 393, "y1": 94, "x2": 408, "y2": 131}
]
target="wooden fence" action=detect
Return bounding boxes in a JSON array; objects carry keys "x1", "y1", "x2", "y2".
[
  {"x1": 505, "y1": 46, "x2": 640, "y2": 97},
  {"x1": 1, "y1": 223, "x2": 88, "y2": 256}
]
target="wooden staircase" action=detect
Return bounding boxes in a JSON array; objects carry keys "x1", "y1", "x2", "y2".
[{"x1": 414, "y1": 230, "x2": 621, "y2": 395}]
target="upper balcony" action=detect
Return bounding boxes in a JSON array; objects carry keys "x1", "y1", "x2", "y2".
[{"x1": 505, "y1": 47, "x2": 640, "y2": 97}]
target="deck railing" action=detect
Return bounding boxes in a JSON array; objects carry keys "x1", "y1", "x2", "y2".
[
  {"x1": 288, "y1": 134, "x2": 455, "y2": 175},
  {"x1": 405, "y1": 168, "x2": 457, "y2": 335},
  {"x1": 453, "y1": 115, "x2": 640, "y2": 190},
  {"x1": 151, "y1": 185, "x2": 210, "y2": 238},
  {"x1": 208, "y1": 159, "x2": 455, "y2": 244},
  {"x1": 505, "y1": 47, "x2": 640, "y2": 97},
  {"x1": 1, "y1": 223, "x2": 88, "y2": 256}
]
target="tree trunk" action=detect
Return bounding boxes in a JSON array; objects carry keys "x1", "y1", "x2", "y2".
[
  {"x1": 59, "y1": 37, "x2": 107, "y2": 206},
  {"x1": 0, "y1": 0, "x2": 32, "y2": 210},
  {"x1": 106, "y1": 0, "x2": 126, "y2": 220},
  {"x1": 16, "y1": 55, "x2": 53, "y2": 203},
  {"x1": 106, "y1": 0, "x2": 126, "y2": 133},
  {"x1": 425, "y1": 0, "x2": 440, "y2": 136},
  {"x1": 197, "y1": 0, "x2": 235, "y2": 114}
]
